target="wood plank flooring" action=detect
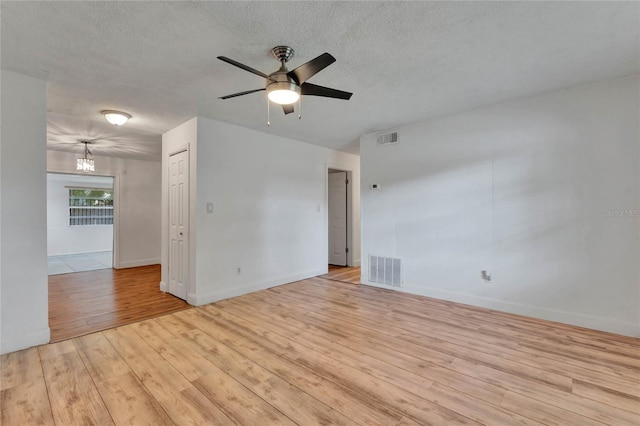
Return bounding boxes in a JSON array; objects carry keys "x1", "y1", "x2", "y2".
[
  {"x1": 3, "y1": 276, "x2": 639, "y2": 425},
  {"x1": 319, "y1": 265, "x2": 361, "y2": 284},
  {"x1": 48, "y1": 265, "x2": 190, "y2": 342}
]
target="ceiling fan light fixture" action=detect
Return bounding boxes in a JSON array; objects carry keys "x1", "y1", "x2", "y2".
[
  {"x1": 102, "y1": 110, "x2": 131, "y2": 126},
  {"x1": 268, "y1": 89, "x2": 300, "y2": 105},
  {"x1": 267, "y1": 81, "x2": 301, "y2": 105}
]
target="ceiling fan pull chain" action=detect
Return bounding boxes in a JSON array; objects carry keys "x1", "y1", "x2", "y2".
[
  {"x1": 298, "y1": 96, "x2": 302, "y2": 120},
  {"x1": 267, "y1": 94, "x2": 271, "y2": 126}
]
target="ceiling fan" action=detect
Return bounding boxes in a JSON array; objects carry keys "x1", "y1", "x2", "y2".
[{"x1": 218, "y1": 46, "x2": 353, "y2": 117}]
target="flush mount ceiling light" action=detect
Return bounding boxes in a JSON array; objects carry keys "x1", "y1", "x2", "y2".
[
  {"x1": 101, "y1": 110, "x2": 131, "y2": 126},
  {"x1": 76, "y1": 141, "x2": 95, "y2": 172}
]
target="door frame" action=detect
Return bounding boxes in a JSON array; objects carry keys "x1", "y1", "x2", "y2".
[
  {"x1": 326, "y1": 164, "x2": 354, "y2": 267},
  {"x1": 46, "y1": 171, "x2": 119, "y2": 268}
]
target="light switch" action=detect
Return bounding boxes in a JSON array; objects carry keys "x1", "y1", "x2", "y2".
[{"x1": 206, "y1": 202, "x2": 214, "y2": 213}]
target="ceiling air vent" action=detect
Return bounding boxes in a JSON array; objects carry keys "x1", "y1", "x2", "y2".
[{"x1": 376, "y1": 131, "x2": 398, "y2": 146}]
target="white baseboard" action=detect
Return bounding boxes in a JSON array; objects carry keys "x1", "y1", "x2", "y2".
[
  {"x1": 362, "y1": 280, "x2": 640, "y2": 338},
  {"x1": 159, "y1": 283, "x2": 195, "y2": 305},
  {"x1": 1, "y1": 327, "x2": 50, "y2": 355},
  {"x1": 116, "y1": 258, "x2": 161, "y2": 269},
  {"x1": 187, "y1": 292, "x2": 198, "y2": 306},
  {"x1": 351, "y1": 259, "x2": 361, "y2": 267},
  {"x1": 191, "y1": 268, "x2": 326, "y2": 306},
  {"x1": 48, "y1": 249, "x2": 113, "y2": 257},
  {"x1": 159, "y1": 282, "x2": 194, "y2": 304}
]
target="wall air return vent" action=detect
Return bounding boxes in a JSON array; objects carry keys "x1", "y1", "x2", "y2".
[
  {"x1": 368, "y1": 255, "x2": 402, "y2": 287},
  {"x1": 376, "y1": 131, "x2": 399, "y2": 146}
]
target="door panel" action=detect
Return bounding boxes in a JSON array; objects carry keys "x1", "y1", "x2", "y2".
[
  {"x1": 169, "y1": 150, "x2": 188, "y2": 300},
  {"x1": 328, "y1": 171, "x2": 347, "y2": 266}
]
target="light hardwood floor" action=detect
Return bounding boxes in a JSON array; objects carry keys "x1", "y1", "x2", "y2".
[
  {"x1": 2, "y1": 277, "x2": 639, "y2": 425},
  {"x1": 319, "y1": 265, "x2": 361, "y2": 284},
  {"x1": 48, "y1": 265, "x2": 190, "y2": 342}
]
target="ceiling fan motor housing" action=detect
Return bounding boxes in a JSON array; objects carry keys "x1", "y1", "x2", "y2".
[
  {"x1": 267, "y1": 71, "x2": 300, "y2": 93},
  {"x1": 267, "y1": 46, "x2": 300, "y2": 104}
]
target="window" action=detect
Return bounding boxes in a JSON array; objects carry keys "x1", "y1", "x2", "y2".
[{"x1": 69, "y1": 188, "x2": 114, "y2": 226}]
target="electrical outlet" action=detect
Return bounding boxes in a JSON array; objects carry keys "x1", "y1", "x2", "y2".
[
  {"x1": 206, "y1": 203, "x2": 214, "y2": 213},
  {"x1": 237, "y1": 267, "x2": 241, "y2": 274}
]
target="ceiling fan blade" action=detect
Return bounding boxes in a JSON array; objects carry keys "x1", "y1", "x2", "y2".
[
  {"x1": 287, "y1": 53, "x2": 336, "y2": 84},
  {"x1": 301, "y1": 83, "x2": 352, "y2": 100},
  {"x1": 217, "y1": 56, "x2": 271, "y2": 80},
  {"x1": 219, "y1": 88, "x2": 265, "y2": 100},
  {"x1": 282, "y1": 104, "x2": 294, "y2": 115}
]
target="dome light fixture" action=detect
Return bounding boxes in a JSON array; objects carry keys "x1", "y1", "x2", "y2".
[{"x1": 102, "y1": 110, "x2": 131, "y2": 126}]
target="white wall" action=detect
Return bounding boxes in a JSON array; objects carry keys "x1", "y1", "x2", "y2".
[
  {"x1": 47, "y1": 150, "x2": 162, "y2": 268},
  {"x1": 161, "y1": 117, "x2": 360, "y2": 305},
  {"x1": 360, "y1": 74, "x2": 640, "y2": 337},
  {"x1": 1, "y1": 70, "x2": 50, "y2": 354},
  {"x1": 47, "y1": 174, "x2": 113, "y2": 256}
]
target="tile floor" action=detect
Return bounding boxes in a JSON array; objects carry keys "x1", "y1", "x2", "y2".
[{"x1": 47, "y1": 251, "x2": 113, "y2": 275}]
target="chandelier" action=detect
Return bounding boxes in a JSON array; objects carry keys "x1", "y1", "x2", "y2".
[{"x1": 76, "y1": 141, "x2": 95, "y2": 172}]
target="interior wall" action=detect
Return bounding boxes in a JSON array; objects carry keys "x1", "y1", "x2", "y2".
[
  {"x1": 0, "y1": 70, "x2": 50, "y2": 354},
  {"x1": 47, "y1": 174, "x2": 113, "y2": 256},
  {"x1": 195, "y1": 117, "x2": 360, "y2": 304},
  {"x1": 161, "y1": 117, "x2": 360, "y2": 305},
  {"x1": 47, "y1": 150, "x2": 162, "y2": 268},
  {"x1": 360, "y1": 74, "x2": 640, "y2": 337}
]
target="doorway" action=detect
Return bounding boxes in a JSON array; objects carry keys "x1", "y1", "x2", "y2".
[
  {"x1": 328, "y1": 169, "x2": 348, "y2": 266},
  {"x1": 47, "y1": 173, "x2": 114, "y2": 275},
  {"x1": 324, "y1": 166, "x2": 361, "y2": 284}
]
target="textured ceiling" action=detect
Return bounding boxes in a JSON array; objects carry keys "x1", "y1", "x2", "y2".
[
  {"x1": 47, "y1": 113, "x2": 161, "y2": 161},
  {"x1": 2, "y1": 1, "x2": 638, "y2": 157}
]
